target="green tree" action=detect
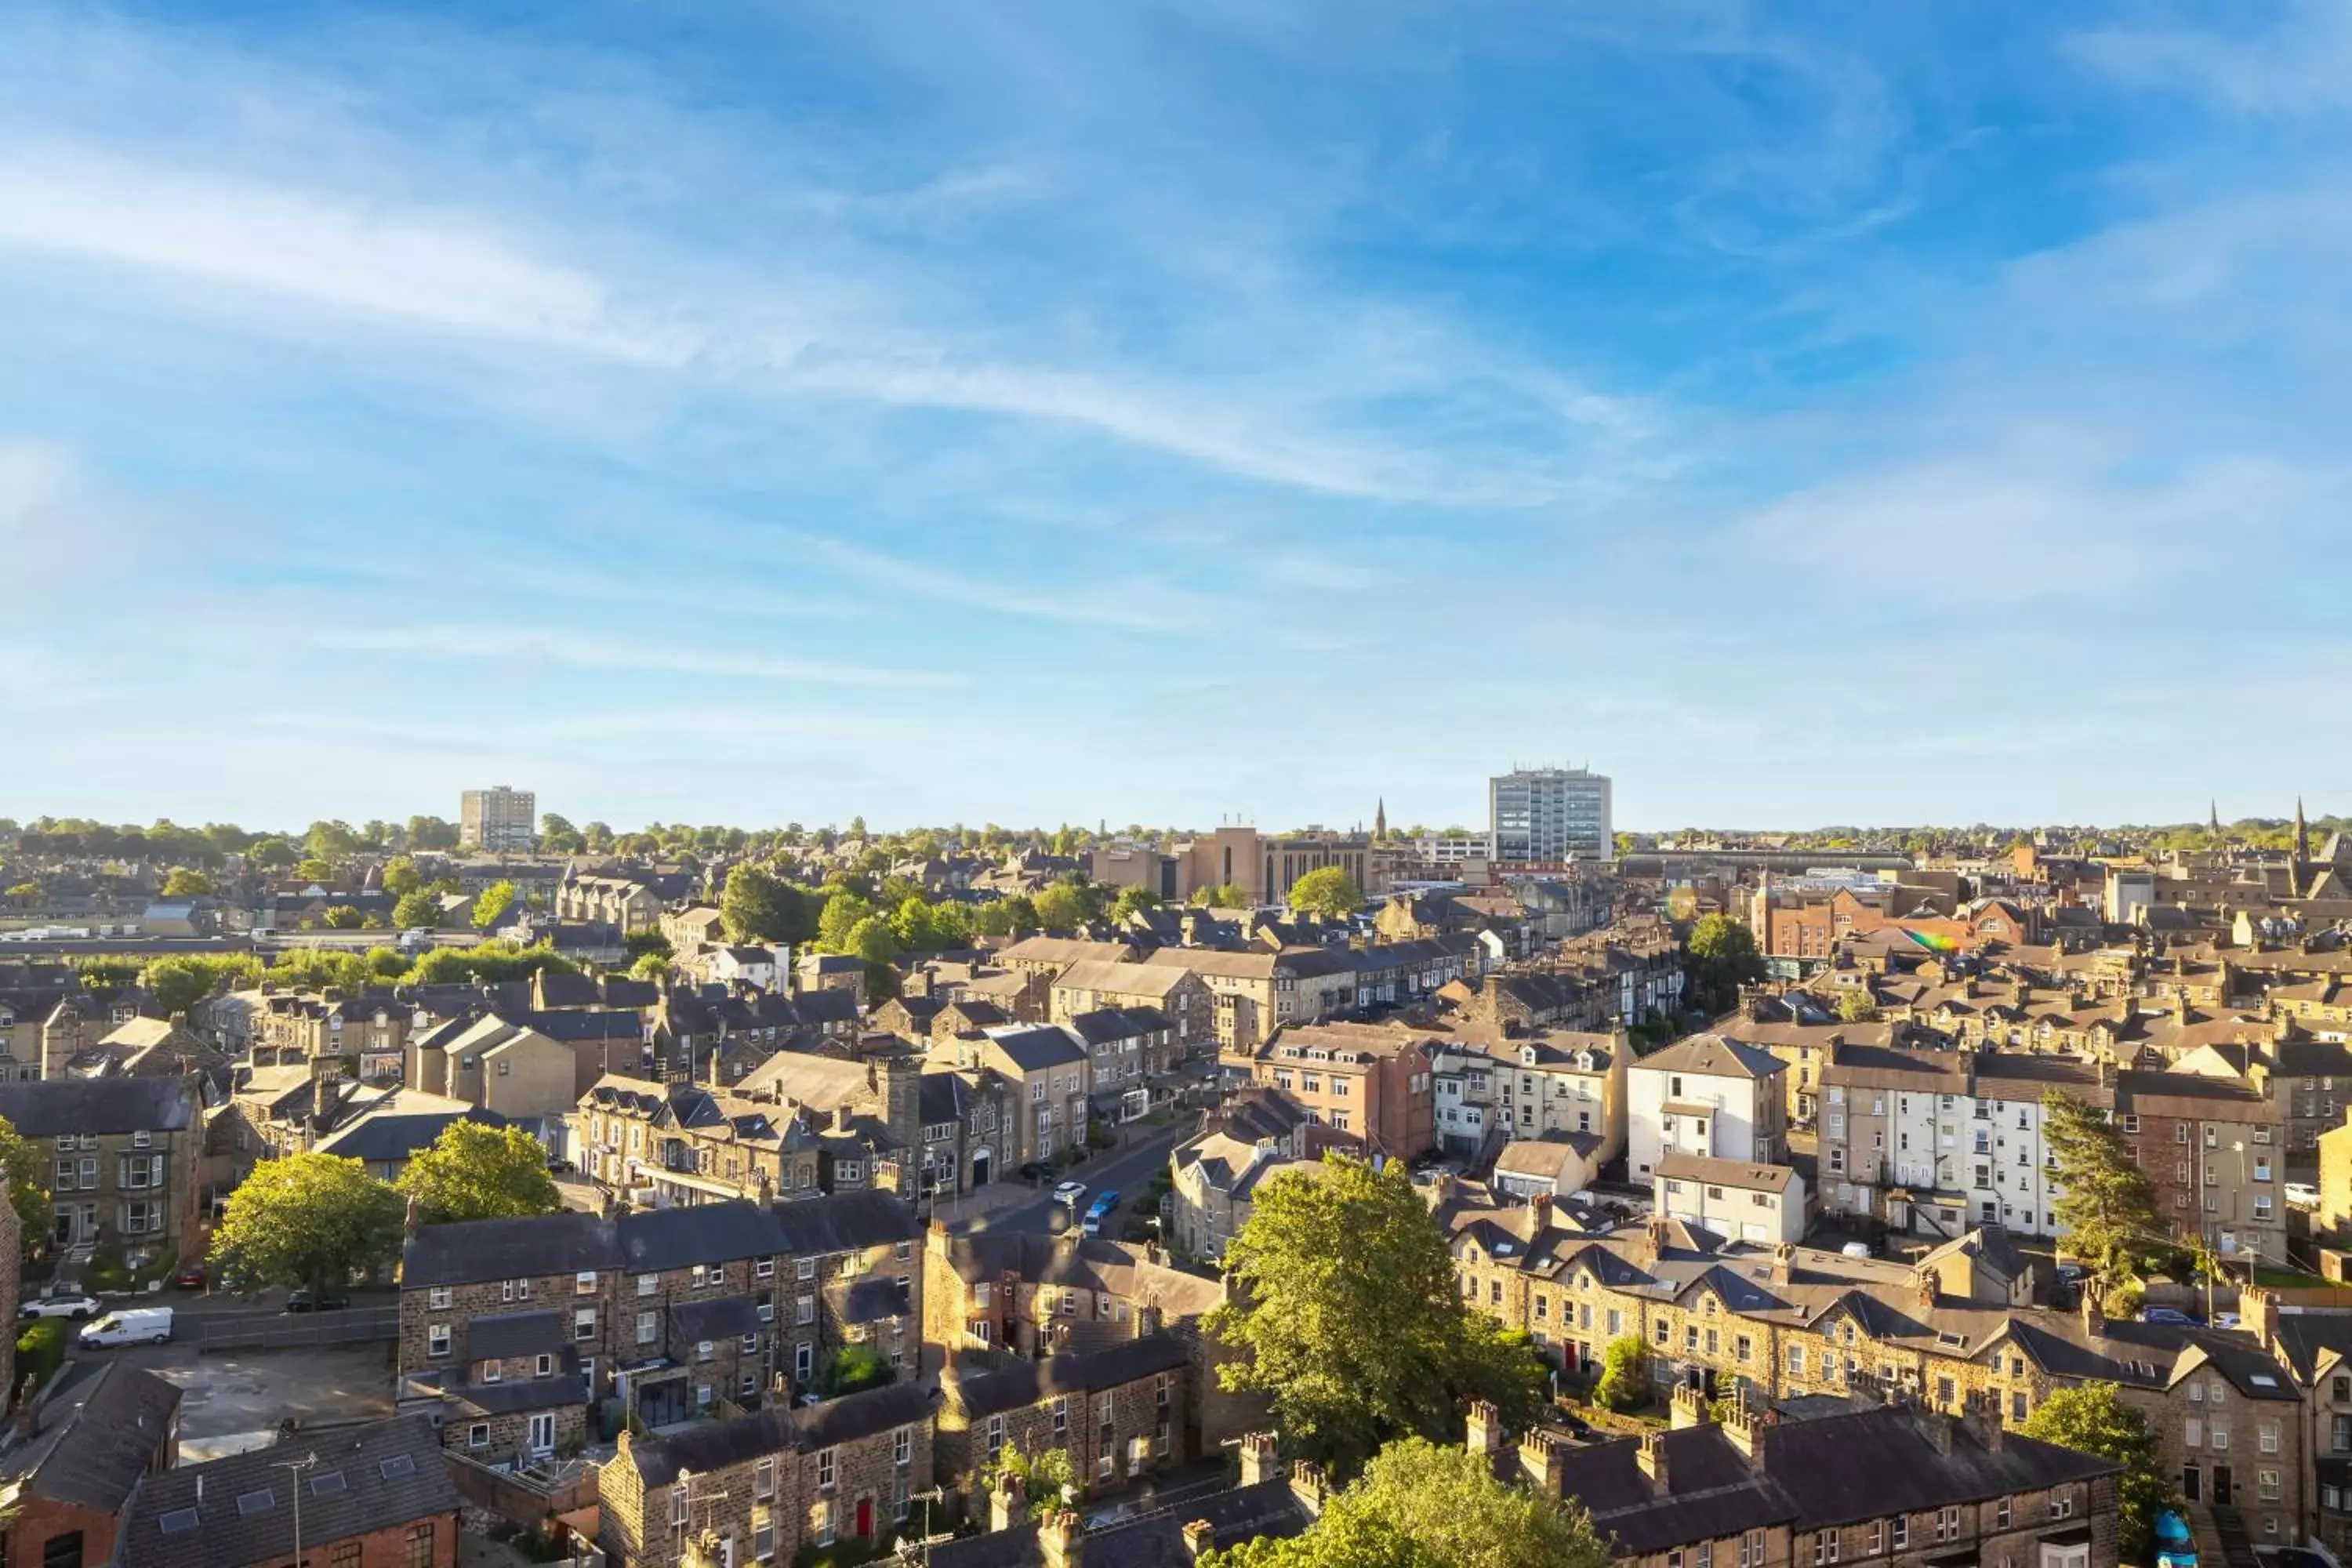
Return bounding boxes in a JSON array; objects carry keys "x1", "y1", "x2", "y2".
[
  {"x1": 624, "y1": 930, "x2": 673, "y2": 963},
  {"x1": 1191, "y1": 882, "x2": 1249, "y2": 908},
  {"x1": 2044, "y1": 1090, "x2": 2164, "y2": 1283},
  {"x1": 396, "y1": 1122, "x2": 562, "y2": 1224},
  {"x1": 405, "y1": 815, "x2": 460, "y2": 851},
  {"x1": 321, "y1": 905, "x2": 366, "y2": 929},
  {"x1": 1203, "y1": 1436, "x2": 1611, "y2": 1568},
  {"x1": 381, "y1": 857, "x2": 423, "y2": 897},
  {"x1": 393, "y1": 888, "x2": 441, "y2": 928},
  {"x1": 248, "y1": 836, "x2": 298, "y2": 869},
  {"x1": 1592, "y1": 1334, "x2": 1651, "y2": 1410},
  {"x1": 295, "y1": 856, "x2": 334, "y2": 882},
  {"x1": 630, "y1": 952, "x2": 671, "y2": 980},
  {"x1": 303, "y1": 820, "x2": 358, "y2": 861},
  {"x1": 975, "y1": 1444, "x2": 1080, "y2": 1523},
  {"x1": 1109, "y1": 886, "x2": 1160, "y2": 922},
  {"x1": 1287, "y1": 866, "x2": 1363, "y2": 920},
  {"x1": 1834, "y1": 989, "x2": 1882, "y2": 1023},
  {"x1": 0, "y1": 1116, "x2": 50, "y2": 1258},
  {"x1": 971, "y1": 895, "x2": 1037, "y2": 937},
  {"x1": 1205, "y1": 1156, "x2": 1544, "y2": 1476},
  {"x1": 1032, "y1": 879, "x2": 1100, "y2": 931},
  {"x1": 210, "y1": 1152, "x2": 405, "y2": 1296},
  {"x1": 816, "y1": 890, "x2": 877, "y2": 953},
  {"x1": 472, "y1": 880, "x2": 519, "y2": 930},
  {"x1": 141, "y1": 953, "x2": 260, "y2": 1016},
  {"x1": 160, "y1": 867, "x2": 212, "y2": 898},
  {"x1": 2020, "y1": 1382, "x2": 2175, "y2": 1562},
  {"x1": 720, "y1": 864, "x2": 818, "y2": 946},
  {"x1": 1687, "y1": 913, "x2": 1766, "y2": 1013}
]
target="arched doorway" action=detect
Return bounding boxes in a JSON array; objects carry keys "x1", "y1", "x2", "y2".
[{"x1": 971, "y1": 1146, "x2": 993, "y2": 1187}]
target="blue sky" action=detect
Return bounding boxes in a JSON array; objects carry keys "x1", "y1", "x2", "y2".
[{"x1": 2, "y1": 2, "x2": 2344, "y2": 833}]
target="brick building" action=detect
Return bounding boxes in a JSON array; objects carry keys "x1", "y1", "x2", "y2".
[
  {"x1": 114, "y1": 1414, "x2": 461, "y2": 1568},
  {"x1": 397, "y1": 1193, "x2": 923, "y2": 1436},
  {"x1": 1220, "y1": 1021, "x2": 1436, "y2": 1159},
  {"x1": 1552, "y1": 1387, "x2": 2119, "y2": 1568},
  {"x1": 597, "y1": 1381, "x2": 934, "y2": 1567},
  {"x1": 0, "y1": 1075, "x2": 203, "y2": 1255},
  {"x1": 935, "y1": 1334, "x2": 1191, "y2": 1503},
  {"x1": 2114, "y1": 1065, "x2": 2286, "y2": 1262},
  {"x1": 0, "y1": 1362, "x2": 181, "y2": 1568}
]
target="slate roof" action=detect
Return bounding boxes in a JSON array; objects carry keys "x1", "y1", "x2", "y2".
[
  {"x1": 671, "y1": 1295, "x2": 760, "y2": 1342},
  {"x1": 402, "y1": 1210, "x2": 622, "y2": 1287},
  {"x1": 946, "y1": 1334, "x2": 1192, "y2": 1418},
  {"x1": 1556, "y1": 1403, "x2": 2117, "y2": 1556},
  {"x1": 118, "y1": 1414, "x2": 460, "y2": 1568},
  {"x1": 1637, "y1": 1033, "x2": 1786, "y2": 1080},
  {"x1": 0, "y1": 1076, "x2": 195, "y2": 1137},
  {"x1": 466, "y1": 1310, "x2": 568, "y2": 1360},
  {"x1": 985, "y1": 1025, "x2": 1089, "y2": 1072},
  {"x1": 772, "y1": 1189, "x2": 924, "y2": 1256},
  {"x1": 615, "y1": 1201, "x2": 791, "y2": 1271},
  {"x1": 314, "y1": 1091, "x2": 503, "y2": 1163},
  {"x1": 927, "y1": 1478, "x2": 1316, "y2": 1568},
  {"x1": 448, "y1": 1374, "x2": 589, "y2": 1417},
  {"x1": 630, "y1": 1381, "x2": 935, "y2": 1487},
  {"x1": 837, "y1": 1278, "x2": 912, "y2": 1325},
  {"x1": 0, "y1": 1361, "x2": 182, "y2": 1512}
]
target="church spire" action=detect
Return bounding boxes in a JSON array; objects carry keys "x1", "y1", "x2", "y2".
[
  {"x1": 1374, "y1": 797, "x2": 1387, "y2": 840},
  {"x1": 2209, "y1": 800, "x2": 2221, "y2": 835},
  {"x1": 2296, "y1": 797, "x2": 2310, "y2": 865}
]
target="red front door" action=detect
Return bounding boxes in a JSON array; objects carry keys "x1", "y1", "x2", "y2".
[{"x1": 857, "y1": 1497, "x2": 873, "y2": 1538}]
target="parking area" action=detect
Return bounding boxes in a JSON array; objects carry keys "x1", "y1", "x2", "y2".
[{"x1": 100, "y1": 1341, "x2": 398, "y2": 1461}]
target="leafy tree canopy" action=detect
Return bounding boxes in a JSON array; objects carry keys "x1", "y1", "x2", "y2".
[
  {"x1": 0, "y1": 1116, "x2": 49, "y2": 1257},
  {"x1": 161, "y1": 866, "x2": 212, "y2": 898},
  {"x1": 393, "y1": 888, "x2": 442, "y2": 929},
  {"x1": 472, "y1": 880, "x2": 519, "y2": 930},
  {"x1": 212, "y1": 1152, "x2": 405, "y2": 1296},
  {"x1": 396, "y1": 1121, "x2": 562, "y2": 1224},
  {"x1": 1205, "y1": 1156, "x2": 1544, "y2": 1476},
  {"x1": 1686, "y1": 913, "x2": 1766, "y2": 1013},
  {"x1": 1204, "y1": 1436, "x2": 1611, "y2": 1568},
  {"x1": 1287, "y1": 866, "x2": 1364, "y2": 920},
  {"x1": 2044, "y1": 1090, "x2": 2164, "y2": 1283},
  {"x1": 975, "y1": 1444, "x2": 1080, "y2": 1522},
  {"x1": 2020, "y1": 1382, "x2": 2175, "y2": 1562},
  {"x1": 381, "y1": 857, "x2": 423, "y2": 897},
  {"x1": 816, "y1": 891, "x2": 877, "y2": 953}
]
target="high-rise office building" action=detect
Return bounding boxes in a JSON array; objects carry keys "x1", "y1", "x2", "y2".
[
  {"x1": 1489, "y1": 766, "x2": 1613, "y2": 863},
  {"x1": 459, "y1": 785, "x2": 538, "y2": 851}
]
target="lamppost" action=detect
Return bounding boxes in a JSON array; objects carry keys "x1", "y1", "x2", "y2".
[{"x1": 278, "y1": 1451, "x2": 318, "y2": 1568}]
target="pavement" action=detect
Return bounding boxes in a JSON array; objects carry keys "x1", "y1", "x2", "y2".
[
  {"x1": 944, "y1": 1121, "x2": 1186, "y2": 1240},
  {"x1": 96, "y1": 1341, "x2": 397, "y2": 1461}
]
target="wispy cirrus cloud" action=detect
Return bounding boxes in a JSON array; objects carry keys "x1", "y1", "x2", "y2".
[
  {"x1": 2071, "y1": 2, "x2": 2352, "y2": 116},
  {"x1": 316, "y1": 626, "x2": 960, "y2": 689}
]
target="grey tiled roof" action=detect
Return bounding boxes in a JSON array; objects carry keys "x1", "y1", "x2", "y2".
[{"x1": 118, "y1": 1414, "x2": 460, "y2": 1568}]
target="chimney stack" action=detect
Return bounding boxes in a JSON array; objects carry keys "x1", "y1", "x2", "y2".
[
  {"x1": 1722, "y1": 1383, "x2": 1772, "y2": 1469},
  {"x1": 1670, "y1": 1384, "x2": 1711, "y2": 1430},
  {"x1": 1465, "y1": 1399, "x2": 1501, "y2": 1457},
  {"x1": 988, "y1": 1470, "x2": 1026, "y2": 1533},
  {"x1": 1037, "y1": 1506, "x2": 1084, "y2": 1568},
  {"x1": 1288, "y1": 1461, "x2": 1328, "y2": 1519},
  {"x1": 1238, "y1": 1431, "x2": 1279, "y2": 1487},
  {"x1": 2080, "y1": 1293, "x2": 2106, "y2": 1341},
  {"x1": 1519, "y1": 1430, "x2": 1568, "y2": 1495},
  {"x1": 1181, "y1": 1520, "x2": 1217, "y2": 1562},
  {"x1": 1636, "y1": 1430, "x2": 1671, "y2": 1495}
]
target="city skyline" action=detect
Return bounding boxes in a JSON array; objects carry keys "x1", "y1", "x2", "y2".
[{"x1": 5, "y1": 3, "x2": 2348, "y2": 828}]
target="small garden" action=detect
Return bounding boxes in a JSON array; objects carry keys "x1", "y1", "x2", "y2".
[{"x1": 85, "y1": 1246, "x2": 177, "y2": 1294}]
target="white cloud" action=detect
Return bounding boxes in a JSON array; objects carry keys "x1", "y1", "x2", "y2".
[
  {"x1": 791, "y1": 534, "x2": 1214, "y2": 633},
  {"x1": 315, "y1": 626, "x2": 960, "y2": 688},
  {"x1": 2073, "y1": 4, "x2": 2352, "y2": 116},
  {"x1": 0, "y1": 145, "x2": 697, "y2": 364}
]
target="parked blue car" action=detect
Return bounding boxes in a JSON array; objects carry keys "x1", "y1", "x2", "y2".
[{"x1": 1083, "y1": 1191, "x2": 1122, "y2": 1236}]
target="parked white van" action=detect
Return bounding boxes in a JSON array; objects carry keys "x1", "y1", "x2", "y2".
[{"x1": 78, "y1": 1308, "x2": 172, "y2": 1348}]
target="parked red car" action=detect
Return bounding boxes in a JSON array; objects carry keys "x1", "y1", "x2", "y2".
[{"x1": 173, "y1": 1261, "x2": 207, "y2": 1290}]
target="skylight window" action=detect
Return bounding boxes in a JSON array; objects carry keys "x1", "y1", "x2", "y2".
[
  {"x1": 237, "y1": 1490, "x2": 275, "y2": 1516},
  {"x1": 158, "y1": 1509, "x2": 201, "y2": 1535}
]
